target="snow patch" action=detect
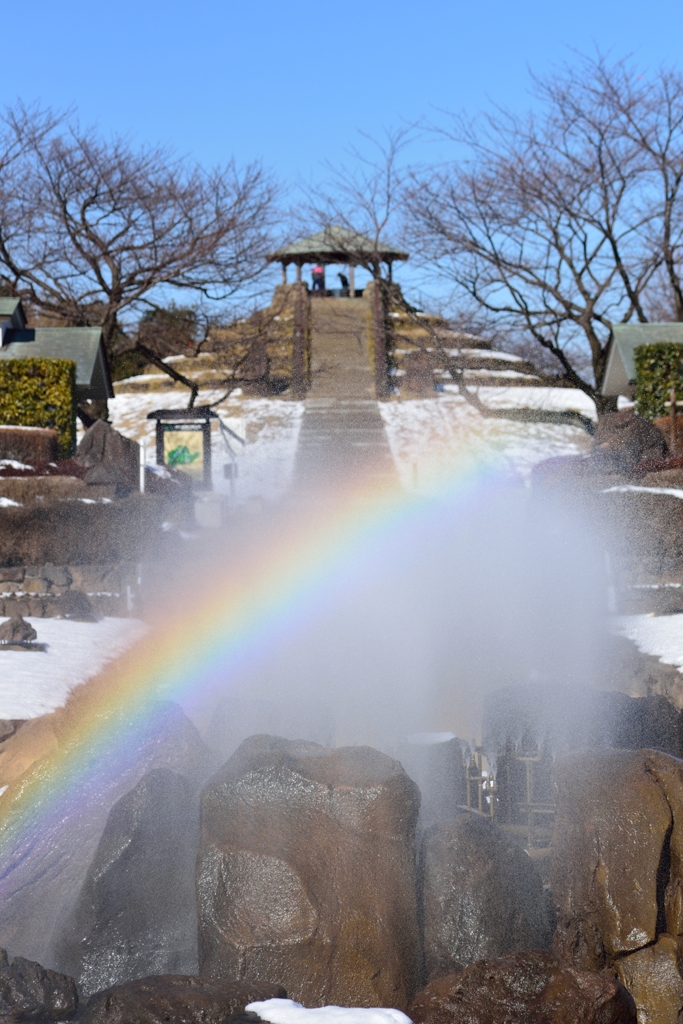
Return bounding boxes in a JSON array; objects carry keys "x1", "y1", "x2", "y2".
[
  {"x1": 0, "y1": 617, "x2": 148, "y2": 718},
  {"x1": 614, "y1": 614, "x2": 683, "y2": 674},
  {"x1": 380, "y1": 394, "x2": 591, "y2": 491},
  {"x1": 246, "y1": 999, "x2": 411, "y2": 1024}
]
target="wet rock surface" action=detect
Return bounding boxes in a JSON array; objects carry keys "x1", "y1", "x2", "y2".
[
  {"x1": 552, "y1": 749, "x2": 683, "y2": 1021},
  {"x1": 0, "y1": 948, "x2": 78, "y2": 1022},
  {"x1": 616, "y1": 934, "x2": 683, "y2": 1024},
  {"x1": 80, "y1": 976, "x2": 285, "y2": 1024},
  {"x1": 0, "y1": 702, "x2": 217, "y2": 969},
  {"x1": 197, "y1": 734, "x2": 421, "y2": 1009},
  {"x1": 55, "y1": 769, "x2": 201, "y2": 996},
  {"x1": 408, "y1": 951, "x2": 636, "y2": 1024},
  {"x1": 419, "y1": 814, "x2": 552, "y2": 981},
  {"x1": 551, "y1": 749, "x2": 683, "y2": 969},
  {"x1": 396, "y1": 736, "x2": 467, "y2": 828}
]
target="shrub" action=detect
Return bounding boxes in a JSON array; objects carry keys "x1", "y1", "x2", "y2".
[
  {"x1": 634, "y1": 343, "x2": 683, "y2": 420},
  {"x1": 0, "y1": 358, "x2": 76, "y2": 457}
]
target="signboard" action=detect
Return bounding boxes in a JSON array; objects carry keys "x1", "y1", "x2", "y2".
[
  {"x1": 162, "y1": 423, "x2": 205, "y2": 480},
  {"x1": 149, "y1": 410, "x2": 215, "y2": 489}
]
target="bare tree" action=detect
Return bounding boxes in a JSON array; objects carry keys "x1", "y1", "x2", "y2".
[
  {"x1": 407, "y1": 54, "x2": 683, "y2": 414},
  {"x1": 0, "y1": 108, "x2": 279, "y2": 357}
]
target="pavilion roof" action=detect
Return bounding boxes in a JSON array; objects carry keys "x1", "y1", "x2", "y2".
[{"x1": 268, "y1": 226, "x2": 408, "y2": 265}]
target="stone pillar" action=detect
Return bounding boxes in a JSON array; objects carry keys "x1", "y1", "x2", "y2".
[
  {"x1": 349, "y1": 265, "x2": 355, "y2": 298},
  {"x1": 281, "y1": 263, "x2": 287, "y2": 284}
]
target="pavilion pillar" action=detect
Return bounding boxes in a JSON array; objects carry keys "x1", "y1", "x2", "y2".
[
  {"x1": 296, "y1": 262, "x2": 302, "y2": 283},
  {"x1": 281, "y1": 263, "x2": 287, "y2": 284},
  {"x1": 349, "y1": 265, "x2": 355, "y2": 298}
]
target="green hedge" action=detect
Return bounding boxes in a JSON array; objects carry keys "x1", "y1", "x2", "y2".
[
  {"x1": 634, "y1": 343, "x2": 683, "y2": 420},
  {"x1": 0, "y1": 358, "x2": 76, "y2": 458}
]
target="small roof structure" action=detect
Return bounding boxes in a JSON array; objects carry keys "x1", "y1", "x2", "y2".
[
  {"x1": 268, "y1": 227, "x2": 408, "y2": 267},
  {"x1": 0, "y1": 298, "x2": 26, "y2": 329},
  {"x1": 0, "y1": 300, "x2": 113, "y2": 401},
  {"x1": 602, "y1": 323, "x2": 683, "y2": 398}
]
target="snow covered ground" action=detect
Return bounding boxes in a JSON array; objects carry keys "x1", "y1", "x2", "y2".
[
  {"x1": 614, "y1": 614, "x2": 683, "y2": 674},
  {"x1": 380, "y1": 390, "x2": 593, "y2": 490},
  {"x1": 107, "y1": 389, "x2": 304, "y2": 506},
  {"x1": 0, "y1": 618, "x2": 147, "y2": 719}
]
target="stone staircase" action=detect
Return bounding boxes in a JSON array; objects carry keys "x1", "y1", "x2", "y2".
[{"x1": 294, "y1": 298, "x2": 396, "y2": 488}]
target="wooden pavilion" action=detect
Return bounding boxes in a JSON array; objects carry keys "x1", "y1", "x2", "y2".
[{"x1": 267, "y1": 226, "x2": 408, "y2": 295}]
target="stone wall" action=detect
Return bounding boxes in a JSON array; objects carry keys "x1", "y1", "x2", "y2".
[{"x1": 0, "y1": 563, "x2": 140, "y2": 618}]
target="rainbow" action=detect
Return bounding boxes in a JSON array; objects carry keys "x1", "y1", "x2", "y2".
[{"x1": 0, "y1": 448, "x2": 502, "y2": 872}]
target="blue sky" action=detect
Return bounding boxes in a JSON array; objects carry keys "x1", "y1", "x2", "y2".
[{"x1": 4, "y1": 0, "x2": 683, "y2": 301}]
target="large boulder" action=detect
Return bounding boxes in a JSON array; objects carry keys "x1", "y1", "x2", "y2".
[
  {"x1": 551, "y1": 749, "x2": 683, "y2": 968},
  {"x1": 419, "y1": 814, "x2": 552, "y2": 982},
  {"x1": 75, "y1": 420, "x2": 139, "y2": 489},
  {"x1": 0, "y1": 615, "x2": 37, "y2": 644},
  {"x1": 0, "y1": 702, "x2": 217, "y2": 969},
  {"x1": 54, "y1": 769, "x2": 201, "y2": 995},
  {"x1": 197, "y1": 735, "x2": 421, "y2": 1009},
  {"x1": 552, "y1": 749, "x2": 683, "y2": 1021},
  {"x1": 80, "y1": 976, "x2": 286, "y2": 1024},
  {"x1": 408, "y1": 951, "x2": 636, "y2": 1024},
  {"x1": 591, "y1": 409, "x2": 667, "y2": 472},
  {"x1": 0, "y1": 948, "x2": 78, "y2": 1023}
]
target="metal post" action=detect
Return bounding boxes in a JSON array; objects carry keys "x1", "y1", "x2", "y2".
[
  {"x1": 139, "y1": 441, "x2": 146, "y2": 494},
  {"x1": 671, "y1": 386, "x2": 677, "y2": 455}
]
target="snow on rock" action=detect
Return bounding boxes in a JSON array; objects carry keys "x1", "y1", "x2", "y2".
[
  {"x1": 614, "y1": 614, "x2": 683, "y2": 675},
  {"x1": 0, "y1": 617, "x2": 147, "y2": 719},
  {"x1": 107, "y1": 390, "x2": 304, "y2": 507},
  {"x1": 604, "y1": 485, "x2": 683, "y2": 500},
  {"x1": 246, "y1": 999, "x2": 412, "y2": 1024},
  {"x1": 380, "y1": 393, "x2": 592, "y2": 491}
]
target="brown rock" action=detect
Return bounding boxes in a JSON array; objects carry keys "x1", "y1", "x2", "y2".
[
  {"x1": 0, "y1": 615, "x2": 37, "y2": 643},
  {"x1": 552, "y1": 749, "x2": 674, "y2": 969},
  {"x1": 616, "y1": 934, "x2": 683, "y2": 1024},
  {"x1": 420, "y1": 815, "x2": 552, "y2": 982},
  {"x1": 197, "y1": 735, "x2": 420, "y2": 1009},
  {"x1": 0, "y1": 569, "x2": 24, "y2": 583},
  {"x1": 408, "y1": 951, "x2": 636, "y2": 1024},
  {"x1": 80, "y1": 976, "x2": 285, "y2": 1024},
  {"x1": 0, "y1": 947, "x2": 78, "y2": 1022}
]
